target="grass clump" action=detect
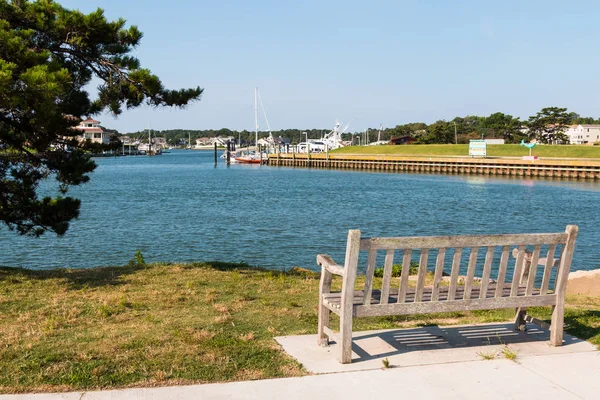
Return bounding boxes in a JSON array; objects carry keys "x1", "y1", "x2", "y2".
[
  {"x1": 501, "y1": 345, "x2": 519, "y2": 362},
  {"x1": 477, "y1": 350, "x2": 497, "y2": 360}
]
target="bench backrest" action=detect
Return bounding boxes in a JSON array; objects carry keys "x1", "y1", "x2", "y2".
[{"x1": 342, "y1": 225, "x2": 578, "y2": 305}]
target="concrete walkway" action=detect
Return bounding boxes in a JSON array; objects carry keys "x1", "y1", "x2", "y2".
[
  {"x1": 1, "y1": 352, "x2": 599, "y2": 400},
  {"x1": 276, "y1": 322, "x2": 597, "y2": 373}
]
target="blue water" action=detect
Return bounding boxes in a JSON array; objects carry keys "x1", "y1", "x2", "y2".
[{"x1": 1, "y1": 150, "x2": 599, "y2": 273}]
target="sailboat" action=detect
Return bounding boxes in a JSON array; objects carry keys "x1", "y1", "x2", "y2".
[
  {"x1": 236, "y1": 87, "x2": 268, "y2": 164},
  {"x1": 137, "y1": 123, "x2": 161, "y2": 155}
]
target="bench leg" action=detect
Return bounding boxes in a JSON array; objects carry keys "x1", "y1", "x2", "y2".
[
  {"x1": 514, "y1": 308, "x2": 527, "y2": 331},
  {"x1": 339, "y1": 316, "x2": 353, "y2": 364},
  {"x1": 550, "y1": 304, "x2": 564, "y2": 346},
  {"x1": 317, "y1": 303, "x2": 330, "y2": 346}
]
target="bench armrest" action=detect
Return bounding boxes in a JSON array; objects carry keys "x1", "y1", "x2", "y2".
[{"x1": 317, "y1": 254, "x2": 345, "y2": 276}]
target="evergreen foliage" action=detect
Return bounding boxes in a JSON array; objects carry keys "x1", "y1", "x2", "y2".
[{"x1": 0, "y1": 0, "x2": 203, "y2": 236}]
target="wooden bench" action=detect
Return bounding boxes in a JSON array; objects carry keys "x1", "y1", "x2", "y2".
[{"x1": 317, "y1": 226, "x2": 578, "y2": 363}]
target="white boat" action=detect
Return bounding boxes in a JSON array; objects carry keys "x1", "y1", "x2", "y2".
[
  {"x1": 368, "y1": 124, "x2": 389, "y2": 145},
  {"x1": 137, "y1": 124, "x2": 162, "y2": 155},
  {"x1": 296, "y1": 120, "x2": 350, "y2": 153},
  {"x1": 235, "y1": 150, "x2": 263, "y2": 164},
  {"x1": 220, "y1": 151, "x2": 239, "y2": 163}
]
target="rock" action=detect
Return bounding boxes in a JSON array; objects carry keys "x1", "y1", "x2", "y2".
[{"x1": 567, "y1": 269, "x2": 600, "y2": 297}]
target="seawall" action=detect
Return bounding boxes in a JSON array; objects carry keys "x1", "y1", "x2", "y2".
[{"x1": 267, "y1": 153, "x2": 600, "y2": 180}]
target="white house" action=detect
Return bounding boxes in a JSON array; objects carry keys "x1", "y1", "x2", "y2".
[
  {"x1": 565, "y1": 125, "x2": 600, "y2": 144},
  {"x1": 211, "y1": 136, "x2": 235, "y2": 146},
  {"x1": 76, "y1": 118, "x2": 111, "y2": 144}
]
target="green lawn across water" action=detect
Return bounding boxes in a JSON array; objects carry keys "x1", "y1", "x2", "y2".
[{"x1": 332, "y1": 144, "x2": 600, "y2": 158}]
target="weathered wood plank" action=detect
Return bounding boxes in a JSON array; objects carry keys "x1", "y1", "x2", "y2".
[
  {"x1": 397, "y1": 249, "x2": 412, "y2": 303},
  {"x1": 550, "y1": 225, "x2": 579, "y2": 346},
  {"x1": 355, "y1": 294, "x2": 557, "y2": 317},
  {"x1": 448, "y1": 248, "x2": 462, "y2": 301},
  {"x1": 363, "y1": 249, "x2": 378, "y2": 306},
  {"x1": 380, "y1": 250, "x2": 395, "y2": 305},
  {"x1": 464, "y1": 247, "x2": 479, "y2": 300},
  {"x1": 525, "y1": 315, "x2": 551, "y2": 330},
  {"x1": 510, "y1": 245, "x2": 526, "y2": 297},
  {"x1": 495, "y1": 246, "x2": 510, "y2": 298},
  {"x1": 480, "y1": 246, "x2": 495, "y2": 299},
  {"x1": 339, "y1": 229, "x2": 361, "y2": 364},
  {"x1": 431, "y1": 248, "x2": 447, "y2": 301},
  {"x1": 316, "y1": 254, "x2": 344, "y2": 276},
  {"x1": 323, "y1": 326, "x2": 339, "y2": 344},
  {"x1": 540, "y1": 244, "x2": 557, "y2": 294},
  {"x1": 525, "y1": 245, "x2": 541, "y2": 296},
  {"x1": 415, "y1": 249, "x2": 429, "y2": 302},
  {"x1": 318, "y1": 262, "x2": 333, "y2": 345},
  {"x1": 360, "y1": 233, "x2": 567, "y2": 251},
  {"x1": 323, "y1": 284, "x2": 543, "y2": 308}
]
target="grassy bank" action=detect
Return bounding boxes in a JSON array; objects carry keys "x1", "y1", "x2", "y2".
[
  {"x1": 0, "y1": 262, "x2": 598, "y2": 394},
  {"x1": 332, "y1": 144, "x2": 600, "y2": 158}
]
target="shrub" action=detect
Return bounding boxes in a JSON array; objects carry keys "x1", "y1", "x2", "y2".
[{"x1": 373, "y1": 261, "x2": 419, "y2": 278}]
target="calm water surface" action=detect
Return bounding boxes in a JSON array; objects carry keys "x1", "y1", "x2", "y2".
[{"x1": 1, "y1": 150, "x2": 599, "y2": 272}]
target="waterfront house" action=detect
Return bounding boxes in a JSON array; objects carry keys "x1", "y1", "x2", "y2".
[
  {"x1": 196, "y1": 137, "x2": 211, "y2": 146},
  {"x1": 390, "y1": 136, "x2": 416, "y2": 145},
  {"x1": 76, "y1": 118, "x2": 111, "y2": 144},
  {"x1": 153, "y1": 137, "x2": 167, "y2": 146},
  {"x1": 211, "y1": 136, "x2": 235, "y2": 146},
  {"x1": 565, "y1": 125, "x2": 600, "y2": 144}
]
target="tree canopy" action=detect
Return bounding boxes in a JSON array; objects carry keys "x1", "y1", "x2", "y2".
[
  {"x1": 526, "y1": 107, "x2": 570, "y2": 144},
  {"x1": 0, "y1": 0, "x2": 203, "y2": 236}
]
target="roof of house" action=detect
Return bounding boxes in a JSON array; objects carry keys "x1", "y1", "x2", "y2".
[{"x1": 81, "y1": 118, "x2": 101, "y2": 124}]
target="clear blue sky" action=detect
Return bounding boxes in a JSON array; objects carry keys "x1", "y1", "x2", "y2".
[{"x1": 61, "y1": 0, "x2": 600, "y2": 133}]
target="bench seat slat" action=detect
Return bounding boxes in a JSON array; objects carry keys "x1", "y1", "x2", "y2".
[
  {"x1": 322, "y1": 283, "x2": 545, "y2": 314},
  {"x1": 353, "y1": 294, "x2": 557, "y2": 318}
]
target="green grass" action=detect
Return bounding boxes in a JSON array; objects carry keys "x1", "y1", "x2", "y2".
[
  {"x1": 0, "y1": 262, "x2": 598, "y2": 394},
  {"x1": 332, "y1": 144, "x2": 600, "y2": 158}
]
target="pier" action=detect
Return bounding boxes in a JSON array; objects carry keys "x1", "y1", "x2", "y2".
[{"x1": 267, "y1": 153, "x2": 600, "y2": 180}]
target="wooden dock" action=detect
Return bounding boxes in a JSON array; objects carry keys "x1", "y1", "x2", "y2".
[{"x1": 267, "y1": 153, "x2": 600, "y2": 180}]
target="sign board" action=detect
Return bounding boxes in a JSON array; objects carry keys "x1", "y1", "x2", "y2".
[{"x1": 469, "y1": 140, "x2": 487, "y2": 157}]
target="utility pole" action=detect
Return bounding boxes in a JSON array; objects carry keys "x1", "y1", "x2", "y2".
[{"x1": 454, "y1": 121, "x2": 457, "y2": 145}]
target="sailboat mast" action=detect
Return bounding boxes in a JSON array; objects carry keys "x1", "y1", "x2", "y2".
[
  {"x1": 254, "y1": 87, "x2": 258, "y2": 151},
  {"x1": 148, "y1": 122, "x2": 152, "y2": 156}
]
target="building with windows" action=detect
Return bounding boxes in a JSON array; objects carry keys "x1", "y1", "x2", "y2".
[
  {"x1": 75, "y1": 118, "x2": 111, "y2": 144},
  {"x1": 565, "y1": 125, "x2": 600, "y2": 144}
]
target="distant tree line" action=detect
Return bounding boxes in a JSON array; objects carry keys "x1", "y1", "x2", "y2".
[
  {"x1": 120, "y1": 107, "x2": 600, "y2": 146},
  {"x1": 377, "y1": 107, "x2": 600, "y2": 145}
]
